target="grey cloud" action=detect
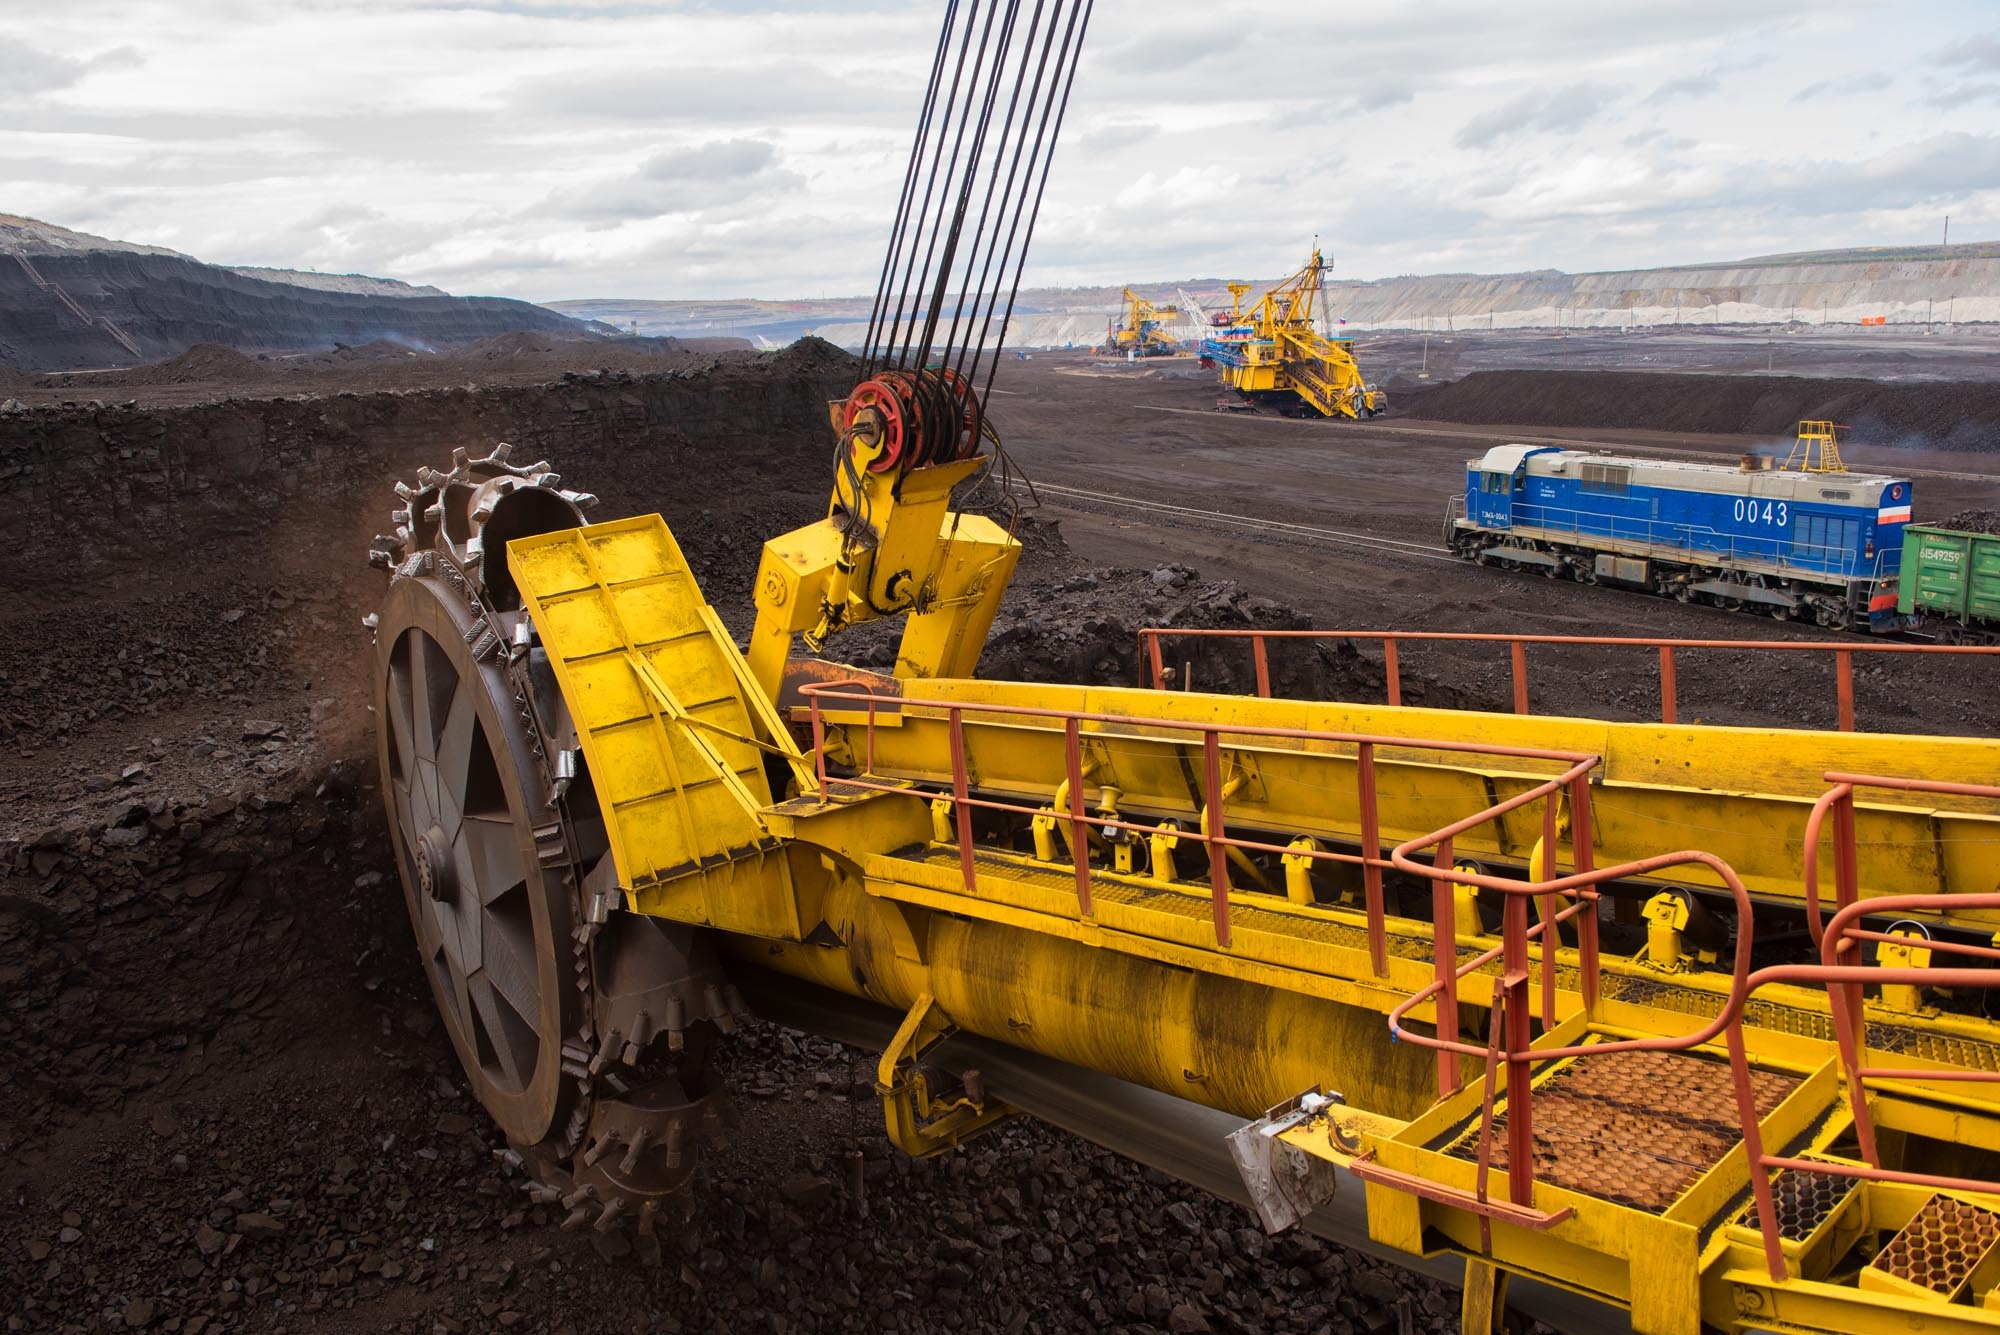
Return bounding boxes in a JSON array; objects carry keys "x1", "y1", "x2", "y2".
[
  {"x1": 1348, "y1": 85, "x2": 1415, "y2": 113},
  {"x1": 520, "y1": 62, "x2": 902, "y2": 123},
  {"x1": 1929, "y1": 82, "x2": 2000, "y2": 108},
  {"x1": 0, "y1": 38, "x2": 138, "y2": 99},
  {"x1": 1792, "y1": 79, "x2": 1836, "y2": 101},
  {"x1": 1080, "y1": 120, "x2": 1159, "y2": 153},
  {"x1": 1097, "y1": 23, "x2": 1248, "y2": 73},
  {"x1": 531, "y1": 138, "x2": 804, "y2": 221},
  {"x1": 1624, "y1": 128, "x2": 1696, "y2": 151},
  {"x1": 1255, "y1": 86, "x2": 1411, "y2": 133},
  {"x1": 1771, "y1": 131, "x2": 2000, "y2": 208},
  {"x1": 1644, "y1": 72, "x2": 1720, "y2": 105},
  {"x1": 1939, "y1": 33, "x2": 2000, "y2": 71},
  {"x1": 1454, "y1": 83, "x2": 1615, "y2": 149}
]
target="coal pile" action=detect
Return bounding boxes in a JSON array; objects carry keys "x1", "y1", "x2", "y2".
[
  {"x1": 1411, "y1": 369, "x2": 2000, "y2": 450},
  {"x1": 1, "y1": 351, "x2": 1495, "y2": 1334},
  {"x1": 1941, "y1": 509, "x2": 2000, "y2": 536},
  {"x1": 1, "y1": 755, "x2": 1466, "y2": 1335}
]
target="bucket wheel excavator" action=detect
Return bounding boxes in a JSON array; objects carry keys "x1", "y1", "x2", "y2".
[
  {"x1": 1201, "y1": 246, "x2": 1385, "y2": 418},
  {"x1": 367, "y1": 447, "x2": 735, "y2": 1240},
  {"x1": 365, "y1": 7, "x2": 2000, "y2": 1334},
  {"x1": 1097, "y1": 287, "x2": 1181, "y2": 357}
]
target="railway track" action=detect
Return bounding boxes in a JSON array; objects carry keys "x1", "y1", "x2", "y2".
[
  {"x1": 1138, "y1": 403, "x2": 2000, "y2": 488},
  {"x1": 1031, "y1": 480, "x2": 1462, "y2": 566},
  {"x1": 1031, "y1": 479, "x2": 1960, "y2": 644}
]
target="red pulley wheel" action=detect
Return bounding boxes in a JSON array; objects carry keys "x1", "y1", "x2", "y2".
[{"x1": 843, "y1": 378, "x2": 907, "y2": 473}]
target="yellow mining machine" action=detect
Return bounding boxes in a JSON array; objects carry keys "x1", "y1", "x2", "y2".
[
  {"x1": 1202, "y1": 248, "x2": 1385, "y2": 418},
  {"x1": 1785, "y1": 419, "x2": 1851, "y2": 473},
  {"x1": 365, "y1": 5, "x2": 2000, "y2": 1332},
  {"x1": 1098, "y1": 286, "x2": 1181, "y2": 357}
]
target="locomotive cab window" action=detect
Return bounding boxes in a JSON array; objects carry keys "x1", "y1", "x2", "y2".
[
  {"x1": 1480, "y1": 471, "x2": 1512, "y2": 494},
  {"x1": 1579, "y1": 463, "x2": 1630, "y2": 496}
]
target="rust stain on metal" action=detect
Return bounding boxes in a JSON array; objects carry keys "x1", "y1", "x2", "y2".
[
  {"x1": 1870, "y1": 1193, "x2": 2000, "y2": 1296},
  {"x1": 1760, "y1": 1168, "x2": 1854, "y2": 1243},
  {"x1": 1445, "y1": 1049, "x2": 1797, "y2": 1212}
]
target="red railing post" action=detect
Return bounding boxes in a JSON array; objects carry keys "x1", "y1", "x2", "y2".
[
  {"x1": 1538, "y1": 795, "x2": 1559, "y2": 1029},
  {"x1": 1568, "y1": 773, "x2": 1599, "y2": 1015},
  {"x1": 1431, "y1": 835, "x2": 1461, "y2": 1097},
  {"x1": 1510, "y1": 641, "x2": 1530, "y2": 715},
  {"x1": 1063, "y1": 716, "x2": 1093, "y2": 917},
  {"x1": 1202, "y1": 728, "x2": 1231, "y2": 948},
  {"x1": 1500, "y1": 886, "x2": 1535, "y2": 1207},
  {"x1": 1252, "y1": 635, "x2": 1271, "y2": 698},
  {"x1": 811, "y1": 695, "x2": 828, "y2": 789},
  {"x1": 1357, "y1": 741, "x2": 1387, "y2": 976},
  {"x1": 948, "y1": 707, "x2": 975, "y2": 894},
  {"x1": 1725, "y1": 1019, "x2": 1787, "y2": 1279},
  {"x1": 1835, "y1": 650, "x2": 1855, "y2": 731},
  {"x1": 1146, "y1": 632, "x2": 1166, "y2": 691},
  {"x1": 1383, "y1": 638, "x2": 1403, "y2": 707},
  {"x1": 1832, "y1": 791, "x2": 1859, "y2": 925},
  {"x1": 1825, "y1": 789, "x2": 1877, "y2": 1163},
  {"x1": 1658, "y1": 646, "x2": 1678, "y2": 725}
]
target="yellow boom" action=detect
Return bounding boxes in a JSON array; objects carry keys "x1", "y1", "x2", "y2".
[{"x1": 1202, "y1": 247, "x2": 1384, "y2": 418}]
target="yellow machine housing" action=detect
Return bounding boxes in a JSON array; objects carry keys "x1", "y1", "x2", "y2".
[
  {"x1": 1100, "y1": 287, "x2": 1181, "y2": 357},
  {"x1": 1204, "y1": 247, "x2": 1384, "y2": 418},
  {"x1": 495, "y1": 378, "x2": 2000, "y2": 1335}
]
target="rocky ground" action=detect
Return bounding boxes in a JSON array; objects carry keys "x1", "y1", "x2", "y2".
[
  {"x1": 14, "y1": 329, "x2": 1999, "y2": 1333},
  {"x1": 1, "y1": 339, "x2": 1491, "y2": 1334},
  {"x1": 1400, "y1": 366, "x2": 2000, "y2": 450}
]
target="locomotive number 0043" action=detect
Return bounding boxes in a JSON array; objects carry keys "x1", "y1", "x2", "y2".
[{"x1": 1732, "y1": 499, "x2": 1789, "y2": 526}]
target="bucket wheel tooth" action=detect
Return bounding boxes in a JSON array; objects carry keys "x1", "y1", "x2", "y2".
[{"x1": 369, "y1": 446, "x2": 730, "y2": 1240}]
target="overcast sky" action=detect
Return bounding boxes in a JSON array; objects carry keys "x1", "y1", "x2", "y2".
[{"x1": 4, "y1": 0, "x2": 1998, "y2": 302}]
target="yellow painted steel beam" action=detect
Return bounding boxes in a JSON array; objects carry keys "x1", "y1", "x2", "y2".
[
  {"x1": 819, "y1": 677, "x2": 2000, "y2": 924},
  {"x1": 509, "y1": 516, "x2": 791, "y2": 898},
  {"x1": 512, "y1": 511, "x2": 2000, "y2": 1335}
]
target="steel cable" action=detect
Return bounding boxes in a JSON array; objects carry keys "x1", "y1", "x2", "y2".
[
  {"x1": 886, "y1": 0, "x2": 1002, "y2": 372},
  {"x1": 857, "y1": 0, "x2": 1090, "y2": 476},
  {"x1": 861, "y1": 0, "x2": 959, "y2": 375},
  {"x1": 938, "y1": 0, "x2": 1052, "y2": 383},
  {"x1": 977, "y1": 0, "x2": 1091, "y2": 406}
]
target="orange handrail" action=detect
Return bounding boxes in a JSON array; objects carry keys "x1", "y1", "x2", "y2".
[
  {"x1": 1136, "y1": 626, "x2": 2000, "y2": 732},
  {"x1": 798, "y1": 680, "x2": 1597, "y2": 968},
  {"x1": 1730, "y1": 882, "x2": 2000, "y2": 1279}
]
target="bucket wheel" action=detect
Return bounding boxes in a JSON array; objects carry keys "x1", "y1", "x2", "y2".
[{"x1": 368, "y1": 444, "x2": 736, "y2": 1242}]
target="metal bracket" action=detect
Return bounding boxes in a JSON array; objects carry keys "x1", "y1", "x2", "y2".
[
  {"x1": 875, "y1": 991, "x2": 1016, "y2": 1159},
  {"x1": 1226, "y1": 1086, "x2": 1344, "y2": 1234}
]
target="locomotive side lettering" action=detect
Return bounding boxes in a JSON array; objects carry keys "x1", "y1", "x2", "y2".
[{"x1": 1732, "y1": 499, "x2": 1789, "y2": 527}]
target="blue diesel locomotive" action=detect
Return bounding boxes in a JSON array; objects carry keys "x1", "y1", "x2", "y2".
[{"x1": 1444, "y1": 445, "x2": 1913, "y2": 629}]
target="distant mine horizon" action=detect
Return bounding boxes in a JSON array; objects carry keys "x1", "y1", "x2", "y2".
[
  {"x1": 10, "y1": 208, "x2": 1998, "y2": 305},
  {"x1": 11, "y1": 209, "x2": 2000, "y2": 372}
]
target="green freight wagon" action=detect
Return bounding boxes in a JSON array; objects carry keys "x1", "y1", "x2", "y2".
[{"x1": 1899, "y1": 523, "x2": 2000, "y2": 642}]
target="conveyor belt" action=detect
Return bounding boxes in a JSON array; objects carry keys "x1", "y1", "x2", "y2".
[{"x1": 739, "y1": 966, "x2": 1622, "y2": 1334}]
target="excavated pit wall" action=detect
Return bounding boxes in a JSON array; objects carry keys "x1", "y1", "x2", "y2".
[
  {"x1": 0, "y1": 344, "x2": 864, "y2": 1168},
  {"x1": 0, "y1": 346, "x2": 1499, "y2": 1334}
]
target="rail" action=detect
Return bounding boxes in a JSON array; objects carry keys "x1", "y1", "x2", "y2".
[
  {"x1": 1479, "y1": 499, "x2": 1897, "y2": 585},
  {"x1": 1731, "y1": 877, "x2": 2000, "y2": 1277},
  {"x1": 797, "y1": 679, "x2": 1598, "y2": 970},
  {"x1": 1135, "y1": 625, "x2": 2000, "y2": 732},
  {"x1": 1382, "y1": 773, "x2": 1754, "y2": 1217},
  {"x1": 1381, "y1": 765, "x2": 2000, "y2": 1257}
]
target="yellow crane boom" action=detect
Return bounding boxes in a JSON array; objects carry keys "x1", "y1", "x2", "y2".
[
  {"x1": 1201, "y1": 247, "x2": 1384, "y2": 418},
  {"x1": 1099, "y1": 286, "x2": 1181, "y2": 357}
]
